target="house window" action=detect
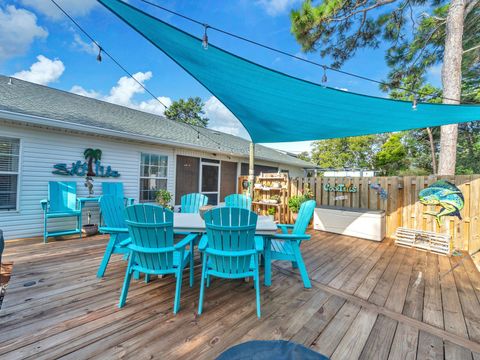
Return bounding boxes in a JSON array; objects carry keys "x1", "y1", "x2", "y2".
[
  {"x1": 140, "y1": 153, "x2": 168, "y2": 202},
  {"x1": 0, "y1": 137, "x2": 20, "y2": 211}
]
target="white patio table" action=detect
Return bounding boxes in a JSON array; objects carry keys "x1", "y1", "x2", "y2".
[{"x1": 173, "y1": 213, "x2": 278, "y2": 236}]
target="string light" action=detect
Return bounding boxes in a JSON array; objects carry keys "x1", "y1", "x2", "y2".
[
  {"x1": 202, "y1": 24, "x2": 209, "y2": 50},
  {"x1": 321, "y1": 66, "x2": 328, "y2": 84},
  {"x1": 96, "y1": 46, "x2": 103, "y2": 62},
  {"x1": 412, "y1": 97, "x2": 418, "y2": 110}
]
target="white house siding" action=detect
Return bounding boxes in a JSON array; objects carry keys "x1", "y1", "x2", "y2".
[
  {"x1": 0, "y1": 121, "x2": 305, "y2": 240},
  {"x1": 0, "y1": 122, "x2": 174, "y2": 240}
]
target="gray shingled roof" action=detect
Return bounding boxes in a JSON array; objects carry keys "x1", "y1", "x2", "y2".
[{"x1": 0, "y1": 75, "x2": 313, "y2": 168}]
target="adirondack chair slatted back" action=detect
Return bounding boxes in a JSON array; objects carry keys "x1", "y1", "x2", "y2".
[
  {"x1": 204, "y1": 207, "x2": 257, "y2": 275},
  {"x1": 125, "y1": 204, "x2": 175, "y2": 271},
  {"x1": 181, "y1": 193, "x2": 208, "y2": 213},
  {"x1": 293, "y1": 200, "x2": 316, "y2": 235},
  {"x1": 48, "y1": 181, "x2": 77, "y2": 212},
  {"x1": 224, "y1": 194, "x2": 252, "y2": 210},
  {"x1": 102, "y1": 182, "x2": 125, "y2": 199},
  {"x1": 100, "y1": 195, "x2": 127, "y2": 229}
]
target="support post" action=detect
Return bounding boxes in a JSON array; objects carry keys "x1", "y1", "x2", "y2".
[{"x1": 249, "y1": 142, "x2": 255, "y2": 199}]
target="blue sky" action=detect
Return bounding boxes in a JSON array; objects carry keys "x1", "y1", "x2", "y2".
[{"x1": 0, "y1": 0, "x2": 442, "y2": 153}]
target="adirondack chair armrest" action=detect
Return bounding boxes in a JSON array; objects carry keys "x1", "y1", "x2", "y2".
[
  {"x1": 174, "y1": 233, "x2": 198, "y2": 250},
  {"x1": 277, "y1": 223, "x2": 294, "y2": 234},
  {"x1": 40, "y1": 199, "x2": 48, "y2": 211},
  {"x1": 119, "y1": 238, "x2": 132, "y2": 247},
  {"x1": 254, "y1": 236, "x2": 264, "y2": 252},
  {"x1": 273, "y1": 233, "x2": 311, "y2": 241},
  {"x1": 198, "y1": 235, "x2": 208, "y2": 251},
  {"x1": 127, "y1": 244, "x2": 175, "y2": 253},
  {"x1": 99, "y1": 227, "x2": 129, "y2": 234}
]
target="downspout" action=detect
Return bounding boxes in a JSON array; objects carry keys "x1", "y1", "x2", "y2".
[{"x1": 249, "y1": 142, "x2": 255, "y2": 198}]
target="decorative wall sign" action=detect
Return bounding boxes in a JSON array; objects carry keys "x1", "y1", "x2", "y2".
[
  {"x1": 419, "y1": 180, "x2": 464, "y2": 226},
  {"x1": 52, "y1": 161, "x2": 120, "y2": 177},
  {"x1": 370, "y1": 183, "x2": 388, "y2": 200},
  {"x1": 323, "y1": 183, "x2": 357, "y2": 193},
  {"x1": 52, "y1": 149, "x2": 120, "y2": 177}
]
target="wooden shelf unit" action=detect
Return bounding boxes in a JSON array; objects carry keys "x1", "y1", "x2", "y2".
[{"x1": 252, "y1": 173, "x2": 289, "y2": 223}]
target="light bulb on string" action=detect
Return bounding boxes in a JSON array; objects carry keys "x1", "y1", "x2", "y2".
[
  {"x1": 412, "y1": 96, "x2": 418, "y2": 110},
  {"x1": 202, "y1": 25, "x2": 209, "y2": 50},
  {"x1": 96, "y1": 46, "x2": 102, "y2": 62},
  {"x1": 196, "y1": 131, "x2": 200, "y2": 141},
  {"x1": 321, "y1": 66, "x2": 328, "y2": 84}
]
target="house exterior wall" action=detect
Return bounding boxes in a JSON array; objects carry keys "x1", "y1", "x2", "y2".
[{"x1": 0, "y1": 122, "x2": 305, "y2": 239}]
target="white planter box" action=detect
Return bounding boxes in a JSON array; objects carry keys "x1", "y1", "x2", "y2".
[{"x1": 314, "y1": 206, "x2": 386, "y2": 241}]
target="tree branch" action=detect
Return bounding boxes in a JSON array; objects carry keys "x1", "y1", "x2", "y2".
[
  {"x1": 463, "y1": 43, "x2": 480, "y2": 53},
  {"x1": 465, "y1": 0, "x2": 479, "y2": 16},
  {"x1": 329, "y1": 0, "x2": 397, "y2": 22}
]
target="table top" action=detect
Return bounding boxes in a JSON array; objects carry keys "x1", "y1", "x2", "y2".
[
  {"x1": 78, "y1": 197, "x2": 101, "y2": 203},
  {"x1": 173, "y1": 213, "x2": 278, "y2": 235}
]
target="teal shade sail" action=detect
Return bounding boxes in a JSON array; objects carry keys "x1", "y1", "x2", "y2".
[{"x1": 99, "y1": 0, "x2": 480, "y2": 143}]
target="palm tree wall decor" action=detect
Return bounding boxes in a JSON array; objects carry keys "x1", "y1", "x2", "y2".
[{"x1": 84, "y1": 148, "x2": 102, "y2": 176}]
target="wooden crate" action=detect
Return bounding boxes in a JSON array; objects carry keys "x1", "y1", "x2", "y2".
[{"x1": 394, "y1": 227, "x2": 451, "y2": 255}]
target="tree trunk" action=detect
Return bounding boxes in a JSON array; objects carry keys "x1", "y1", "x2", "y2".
[
  {"x1": 437, "y1": 0, "x2": 465, "y2": 175},
  {"x1": 426, "y1": 127, "x2": 437, "y2": 174}
]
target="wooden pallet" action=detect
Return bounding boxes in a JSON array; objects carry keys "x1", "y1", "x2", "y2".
[{"x1": 394, "y1": 227, "x2": 451, "y2": 255}]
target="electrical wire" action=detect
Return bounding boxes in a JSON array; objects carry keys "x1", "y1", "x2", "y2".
[
  {"x1": 138, "y1": 0, "x2": 473, "y2": 104},
  {"x1": 48, "y1": 0, "x2": 250, "y2": 154}
]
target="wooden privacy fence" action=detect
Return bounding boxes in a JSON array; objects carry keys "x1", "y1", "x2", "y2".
[{"x1": 239, "y1": 175, "x2": 480, "y2": 254}]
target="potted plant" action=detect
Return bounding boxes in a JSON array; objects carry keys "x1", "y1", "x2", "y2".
[
  {"x1": 288, "y1": 195, "x2": 306, "y2": 221},
  {"x1": 288, "y1": 187, "x2": 315, "y2": 221},
  {"x1": 82, "y1": 211, "x2": 98, "y2": 236},
  {"x1": 156, "y1": 189, "x2": 173, "y2": 210},
  {"x1": 267, "y1": 207, "x2": 275, "y2": 221}
]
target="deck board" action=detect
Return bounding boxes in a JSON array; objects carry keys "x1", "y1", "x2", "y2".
[{"x1": 1, "y1": 231, "x2": 480, "y2": 359}]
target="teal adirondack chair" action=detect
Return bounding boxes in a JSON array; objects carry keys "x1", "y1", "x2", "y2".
[
  {"x1": 198, "y1": 207, "x2": 263, "y2": 318},
  {"x1": 264, "y1": 200, "x2": 316, "y2": 288},
  {"x1": 119, "y1": 204, "x2": 197, "y2": 313},
  {"x1": 224, "y1": 194, "x2": 252, "y2": 210},
  {"x1": 41, "y1": 181, "x2": 82, "y2": 243},
  {"x1": 97, "y1": 195, "x2": 131, "y2": 277},
  {"x1": 102, "y1": 182, "x2": 134, "y2": 205},
  {"x1": 180, "y1": 193, "x2": 208, "y2": 213}
]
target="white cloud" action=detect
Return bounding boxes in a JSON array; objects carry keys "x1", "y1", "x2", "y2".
[
  {"x1": 0, "y1": 5, "x2": 48, "y2": 62},
  {"x1": 70, "y1": 71, "x2": 172, "y2": 116},
  {"x1": 105, "y1": 72, "x2": 154, "y2": 106},
  {"x1": 137, "y1": 97, "x2": 173, "y2": 115},
  {"x1": 70, "y1": 85, "x2": 100, "y2": 99},
  {"x1": 204, "y1": 96, "x2": 249, "y2": 139},
  {"x1": 13, "y1": 55, "x2": 65, "y2": 85},
  {"x1": 256, "y1": 0, "x2": 300, "y2": 16},
  {"x1": 72, "y1": 34, "x2": 98, "y2": 55},
  {"x1": 20, "y1": 0, "x2": 97, "y2": 20}
]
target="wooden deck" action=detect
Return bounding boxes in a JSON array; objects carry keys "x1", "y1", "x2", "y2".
[{"x1": 1, "y1": 231, "x2": 480, "y2": 359}]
